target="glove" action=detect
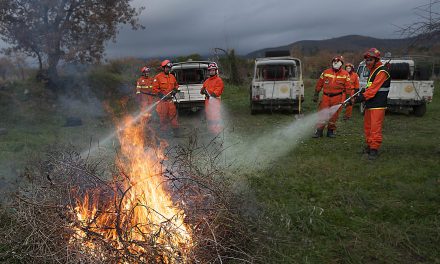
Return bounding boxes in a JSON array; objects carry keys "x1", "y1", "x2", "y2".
[
  {"x1": 345, "y1": 98, "x2": 353, "y2": 106},
  {"x1": 200, "y1": 87, "x2": 207, "y2": 95},
  {"x1": 171, "y1": 88, "x2": 178, "y2": 96},
  {"x1": 312, "y1": 92, "x2": 319, "y2": 103},
  {"x1": 344, "y1": 94, "x2": 352, "y2": 106},
  {"x1": 211, "y1": 93, "x2": 217, "y2": 98},
  {"x1": 354, "y1": 93, "x2": 365, "y2": 103}
]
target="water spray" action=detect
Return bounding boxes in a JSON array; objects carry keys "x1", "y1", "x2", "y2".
[{"x1": 80, "y1": 90, "x2": 174, "y2": 158}]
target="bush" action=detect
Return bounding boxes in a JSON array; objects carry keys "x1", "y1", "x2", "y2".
[{"x1": 88, "y1": 67, "x2": 126, "y2": 100}]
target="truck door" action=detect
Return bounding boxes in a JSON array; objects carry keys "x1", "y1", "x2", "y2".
[{"x1": 260, "y1": 64, "x2": 294, "y2": 99}]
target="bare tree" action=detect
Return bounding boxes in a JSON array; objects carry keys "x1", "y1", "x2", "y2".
[
  {"x1": 0, "y1": 0, "x2": 144, "y2": 84},
  {"x1": 398, "y1": 0, "x2": 440, "y2": 40}
]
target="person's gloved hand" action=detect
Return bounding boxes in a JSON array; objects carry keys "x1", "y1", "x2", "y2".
[
  {"x1": 354, "y1": 93, "x2": 365, "y2": 103},
  {"x1": 210, "y1": 93, "x2": 217, "y2": 98},
  {"x1": 312, "y1": 92, "x2": 319, "y2": 103},
  {"x1": 200, "y1": 87, "x2": 207, "y2": 95},
  {"x1": 171, "y1": 88, "x2": 178, "y2": 96},
  {"x1": 345, "y1": 98, "x2": 353, "y2": 106}
]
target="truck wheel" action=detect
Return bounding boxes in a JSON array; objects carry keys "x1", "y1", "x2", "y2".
[
  {"x1": 359, "y1": 102, "x2": 366, "y2": 115},
  {"x1": 413, "y1": 103, "x2": 426, "y2": 117},
  {"x1": 251, "y1": 103, "x2": 260, "y2": 115}
]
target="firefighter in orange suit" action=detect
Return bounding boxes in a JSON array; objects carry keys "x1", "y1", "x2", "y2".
[
  {"x1": 200, "y1": 62, "x2": 224, "y2": 134},
  {"x1": 152, "y1": 60, "x2": 179, "y2": 136},
  {"x1": 353, "y1": 48, "x2": 390, "y2": 160},
  {"x1": 136, "y1": 66, "x2": 155, "y2": 123},
  {"x1": 343, "y1": 63, "x2": 360, "y2": 120},
  {"x1": 313, "y1": 56, "x2": 351, "y2": 138}
]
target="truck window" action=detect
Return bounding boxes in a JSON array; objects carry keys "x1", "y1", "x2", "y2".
[
  {"x1": 389, "y1": 63, "x2": 410, "y2": 80},
  {"x1": 173, "y1": 68, "x2": 207, "y2": 85},
  {"x1": 362, "y1": 67, "x2": 370, "y2": 78},
  {"x1": 256, "y1": 64, "x2": 297, "y2": 81},
  {"x1": 356, "y1": 66, "x2": 364, "y2": 76}
]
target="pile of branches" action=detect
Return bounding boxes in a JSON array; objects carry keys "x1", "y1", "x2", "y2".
[{"x1": 0, "y1": 137, "x2": 265, "y2": 263}]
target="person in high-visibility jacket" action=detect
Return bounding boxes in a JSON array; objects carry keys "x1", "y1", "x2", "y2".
[
  {"x1": 152, "y1": 60, "x2": 180, "y2": 136},
  {"x1": 353, "y1": 48, "x2": 390, "y2": 160},
  {"x1": 313, "y1": 56, "x2": 351, "y2": 138},
  {"x1": 200, "y1": 62, "x2": 224, "y2": 134},
  {"x1": 136, "y1": 66, "x2": 155, "y2": 123},
  {"x1": 342, "y1": 63, "x2": 360, "y2": 120}
]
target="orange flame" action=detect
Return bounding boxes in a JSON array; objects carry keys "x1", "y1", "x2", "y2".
[{"x1": 70, "y1": 114, "x2": 192, "y2": 262}]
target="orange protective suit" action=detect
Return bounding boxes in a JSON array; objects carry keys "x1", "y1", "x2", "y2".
[
  {"x1": 202, "y1": 75, "x2": 224, "y2": 134},
  {"x1": 343, "y1": 71, "x2": 360, "y2": 119},
  {"x1": 362, "y1": 62, "x2": 390, "y2": 150},
  {"x1": 136, "y1": 76, "x2": 155, "y2": 123},
  {"x1": 315, "y1": 68, "x2": 351, "y2": 130},
  {"x1": 152, "y1": 72, "x2": 179, "y2": 131}
]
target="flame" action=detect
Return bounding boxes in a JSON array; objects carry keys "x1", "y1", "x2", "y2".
[{"x1": 70, "y1": 115, "x2": 192, "y2": 262}]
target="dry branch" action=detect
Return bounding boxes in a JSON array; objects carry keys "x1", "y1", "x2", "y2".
[{"x1": 0, "y1": 138, "x2": 263, "y2": 263}]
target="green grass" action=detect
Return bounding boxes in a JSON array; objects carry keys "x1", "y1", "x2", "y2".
[
  {"x1": 1, "y1": 78, "x2": 439, "y2": 263},
  {"x1": 222, "y1": 80, "x2": 440, "y2": 263}
]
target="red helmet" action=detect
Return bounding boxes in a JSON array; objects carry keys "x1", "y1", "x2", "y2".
[
  {"x1": 332, "y1": 55, "x2": 344, "y2": 64},
  {"x1": 141, "y1": 66, "x2": 150, "y2": 73},
  {"x1": 207, "y1": 62, "x2": 218, "y2": 71},
  {"x1": 161, "y1": 59, "x2": 172, "y2": 68},
  {"x1": 363, "y1": 48, "x2": 381, "y2": 59}
]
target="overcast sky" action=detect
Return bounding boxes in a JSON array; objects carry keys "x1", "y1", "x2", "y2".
[
  {"x1": 0, "y1": 0, "x2": 431, "y2": 59},
  {"x1": 104, "y1": 0, "x2": 431, "y2": 58}
]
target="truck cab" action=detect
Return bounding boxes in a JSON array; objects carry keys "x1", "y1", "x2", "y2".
[
  {"x1": 250, "y1": 56, "x2": 304, "y2": 114},
  {"x1": 171, "y1": 61, "x2": 213, "y2": 112},
  {"x1": 357, "y1": 58, "x2": 435, "y2": 116}
]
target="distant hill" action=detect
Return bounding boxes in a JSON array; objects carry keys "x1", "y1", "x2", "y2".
[{"x1": 246, "y1": 35, "x2": 435, "y2": 58}]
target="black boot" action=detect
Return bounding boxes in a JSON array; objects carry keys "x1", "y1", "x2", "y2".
[
  {"x1": 326, "y1": 129, "x2": 336, "y2": 138},
  {"x1": 362, "y1": 146, "x2": 371, "y2": 154},
  {"x1": 312, "y1": 129, "x2": 323, "y2": 138},
  {"x1": 368, "y1": 149, "x2": 379, "y2": 160}
]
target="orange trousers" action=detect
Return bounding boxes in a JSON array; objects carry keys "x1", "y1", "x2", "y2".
[
  {"x1": 343, "y1": 90, "x2": 355, "y2": 119},
  {"x1": 364, "y1": 108, "x2": 385, "y2": 150},
  {"x1": 317, "y1": 94, "x2": 343, "y2": 130},
  {"x1": 139, "y1": 94, "x2": 156, "y2": 123},
  {"x1": 205, "y1": 98, "x2": 223, "y2": 134},
  {"x1": 156, "y1": 100, "x2": 178, "y2": 131}
]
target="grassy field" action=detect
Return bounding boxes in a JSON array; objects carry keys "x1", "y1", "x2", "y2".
[
  {"x1": 1, "y1": 77, "x2": 439, "y2": 263},
  {"x1": 221, "y1": 80, "x2": 440, "y2": 263}
]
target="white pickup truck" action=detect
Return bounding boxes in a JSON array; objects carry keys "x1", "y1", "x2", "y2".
[
  {"x1": 171, "y1": 61, "x2": 213, "y2": 112},
  {"x1": 357, "y1": 58, "x2": 435, "y2": 116},
  {"x1": 250, "y1": 55, "x2": 304, "y2": 114}
]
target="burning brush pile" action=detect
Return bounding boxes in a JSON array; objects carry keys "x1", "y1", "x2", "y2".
[{"x1": 0, "y1": 115, "x2": 261, "y2": 263}]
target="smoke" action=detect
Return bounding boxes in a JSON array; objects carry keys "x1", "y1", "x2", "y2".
[
  {"x1": 80, "y1": 101, "x2": 158, "y2": 157},
  {"x1": 221, "y1": 104, "x2": 341, "y2": 173}
]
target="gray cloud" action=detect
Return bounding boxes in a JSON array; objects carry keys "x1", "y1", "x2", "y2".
[
  {"x1": 0, "y1": 0, "x2": 430, "y2": 59},
  {"x1": 106, "y1": 0, "x2": 427, "y2": 58}
]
